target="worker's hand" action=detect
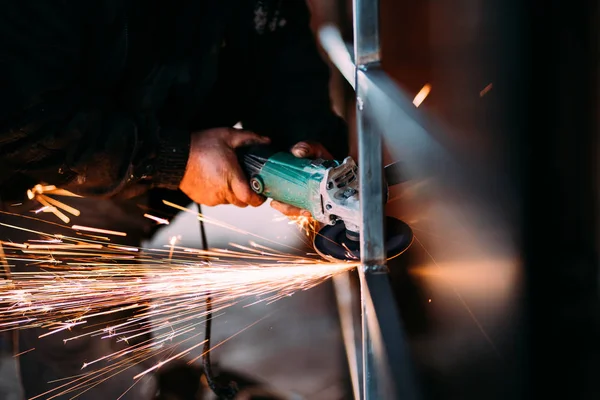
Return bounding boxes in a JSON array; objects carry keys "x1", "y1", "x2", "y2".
[
  {"x1": 271, "y1": 141, "x2": 333, "y2": 217},
  {"x1": 180, "y1": 128, "x2": 270, "y2": 207}
]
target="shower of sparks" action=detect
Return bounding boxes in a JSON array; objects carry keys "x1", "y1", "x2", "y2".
[
  {"x1": 273, "y1": 214, "x2": 319, "y2": 241},
  {"x1": 27, "y1": 185, "x2": 83, "y2": 224},
  {"x1": 0, "y1": 202, "x2": 357, "y2": 399}
]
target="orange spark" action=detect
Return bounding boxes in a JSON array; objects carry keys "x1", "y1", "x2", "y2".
[
  {"x1": 413, "y1": 84, "x2": 431, "y2": 107},
  {"x1": 0, "y1": 203, "x2": 359, "y2": 399},
  {"x1": 71, "y1": 225, "x2": 127, "y2": 237},
  {"x1": 143, "y1": 214, "x2": 170, "y2": 225},
  {"x1": 13, "y1": 347, "x2": 35, "y2": 358},
  {"x1": 480, "y1": 83, "x2": 493, "y2": 97}
]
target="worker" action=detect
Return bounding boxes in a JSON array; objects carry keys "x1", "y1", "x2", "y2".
[
  {"x1": 0, "y1": 0, "x2": 349, "y2": 398},
  {"x1": 0, "y1": 0, "x2": 348, "y2": 214}
]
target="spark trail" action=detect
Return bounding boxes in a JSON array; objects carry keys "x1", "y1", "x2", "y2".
[{"x1": 0, "y1": 202, "x2": 357, "y2": 399}]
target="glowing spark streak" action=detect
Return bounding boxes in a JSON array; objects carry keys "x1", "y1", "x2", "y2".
[
  {"x1": 65, "y1": 332, "x2": 205, "y2": 399},
  {"x1": 249, "y1": 241, "x2": 287, "y2": 254},
  {"x1": 133, "y1": 339, "x2": 208, "y2": 379},
  {"x1": 25, "y1": 244, "x2": 103, "y2": 250},
  {"x1": 480, "y1": 83, "x2": 493, "y2": 97},
  {"x1": 0, "y1": 222, "x2": 59, "y2": 238},
  {"x1": 143, "y1": 214, "x2": 170, "y2": 225},
  {"x1": 116, "y1": 377, "x2": 147, "y2": 400},
  {"x1": 76, "y1": 233, "x2": 111, "y2": 241},
  {"x1": 0, "y1": 210, "x2": 70, "y2": 234},
  {"x1": 168, "y1": 236, "x2": 178, "y2": 260},
  {"x1": 413, "y1": 83, "x2": 431, "y2": 107},
  {"x1": 79, "y1": 326, "x2": 190, "y2": 370},
  {"x1": 107, "y1": 245, "x2": 139, "y2": 252},
  {"x1": 13, "y1": 347, "x2": 35, "y2": 357},
  {"x1": 35, "y1": 195, "x2": 70, "y2": 223},
  {"x1": 32, "y1": 346, "x2": 159, "y2": 400},
  {"x1": 413, "y1": 236, "x2": 500, "y2": 357},
  {"x1": 21, "y1": 250, "x2": 130, "y2": 257},
  {"x1": 63, "y1": 305, "x2": 143, "y2": 327},
  {"x1": 342, "y1": 243, "x2": 359, "y2": 260},
  {"x1": 38, "y1": 194, "x2": 81, "y2": 217},
  {"x1": 71, "y1": 225, "x2": 127, "y2": 237},
  {"x1": 38, "y1": 321, "x2": 87, "y2": 338},
  {"x1": 228, "y1": 243, "x2": 300, "y2": 259},
  {"x1": 162, "y1": 200, "x2": 307, "y2": 253},
  {"x1": 187, "y1": 314, "x2": 271, "y2": 364},
  {"x1": 43, "y1": 188, "x2": 83, "y2": 197},
  {"x1": 284, "y1": 215, "x2": 316, "y2": 239},
  {"x1": 170, "y1": 245, "x2": 296, "y2": 261},
  {"x1": 0, "y1": 241, "x2": 28, "y2": 249},
  {"x1": 0, "y1": 207, "x2": 359, "y2": 398},
  {"x1": 0, "y1": 318, "x2": 36, "y2": 328},
  {"x1": 34, "y1": 184, "x2": 57, "y2": 193}
]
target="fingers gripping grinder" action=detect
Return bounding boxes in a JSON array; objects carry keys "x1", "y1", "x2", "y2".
[{"x1": 239, "y1": 146, "x2": 413, "y2": 261}]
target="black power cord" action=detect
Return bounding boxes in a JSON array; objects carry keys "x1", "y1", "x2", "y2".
[{"x1": 196, "y1": 203, "x2": 238, "y2": 399}]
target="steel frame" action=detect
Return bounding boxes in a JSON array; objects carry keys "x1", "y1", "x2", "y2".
[{"x1": 323, "y1": 0, "x2": 420, "y2": 399}]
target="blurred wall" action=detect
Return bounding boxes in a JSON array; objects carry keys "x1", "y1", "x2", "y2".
[{"x1": 307, "y1": 1, "x2": 599, "y2": 399}]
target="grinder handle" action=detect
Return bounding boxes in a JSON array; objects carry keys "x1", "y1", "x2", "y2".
[{"x1": 235, "y1": 145, "x2": 277, "y2": 182}]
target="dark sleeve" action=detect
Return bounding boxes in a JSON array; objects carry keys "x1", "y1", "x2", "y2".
[
  {"x1": 0, "y1": 2, "x2": 189, "y2": 199},
  {"x1": 240, "y1": 0, "x2": 349, "y2": 160}
]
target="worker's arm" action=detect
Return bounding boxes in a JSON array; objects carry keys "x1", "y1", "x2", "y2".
[
  {"x1": 240, "y1": 0, "x2": 349, "y2": 160},
  {"x1": 0, "y1": 2, "x2": 189, "y2": 199}
]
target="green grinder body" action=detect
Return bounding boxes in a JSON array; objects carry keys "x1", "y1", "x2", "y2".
[{"x1": 240, "y1": 150, "x2": 340, "y2": 216}]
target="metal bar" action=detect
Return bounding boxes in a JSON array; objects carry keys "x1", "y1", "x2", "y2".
[
  {"x1": 353, "y1": 0, "x2": 381, "y2": 67},
  {"x1": 356, "y1": 68, "x2": 420, "y2": 400},
  {"x1": 351, "y1": 1, "x2": 421, "y2": 399},
  {"x1": 355, "y1": 70, "x2": 388, "y2": 399},
  {"x1": 318, "y1": 25, "x2": 356, "y2": 88},
  {"x1": 320, "y1": 7, "x2": 422, "y2": 400},
  {"x1": 360, "y1": 270, "x2": 419, "y2": 400},
  {"x1": 355, "y1": 70, "x2": 385, "y2": 268},
  {"x1": 332, "y1": 272, "x2": 362, "y2": 400},
  {"x1": 321, "y1": 16, "x2": 363, "y2": 400},
  {"x1": 353, "y1": 0, "x2": 389, "y2": 399}
]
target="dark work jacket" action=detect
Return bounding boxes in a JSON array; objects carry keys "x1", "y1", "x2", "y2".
[{"x1": 0, "y1": 0, "x2": 348, "y2": 203}]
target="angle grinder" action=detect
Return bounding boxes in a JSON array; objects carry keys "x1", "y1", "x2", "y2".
[{"x1": 238, "y1": 146, "x2": 413, "y2": 261}]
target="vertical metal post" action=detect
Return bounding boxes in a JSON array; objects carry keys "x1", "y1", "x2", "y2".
[
  {"x1": 353, "y1": 0, "x2": 381, "y2": 67},
  {"x1": 332, "y1": 273, "x2": 362, "y2": 400},
  {"x1": 353, "y1": 1, "x2": 419, "y2": 399},
  {"x1": 353, "y1": 0, "x2": 384, "y2": 273},
  {"x1": 352, "y1": 0, "x2": 386, "y2": 399}
]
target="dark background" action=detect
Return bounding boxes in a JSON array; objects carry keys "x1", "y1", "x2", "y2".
[{"x1": 309, "y1": 0, "x2": 599, "y2": 399}]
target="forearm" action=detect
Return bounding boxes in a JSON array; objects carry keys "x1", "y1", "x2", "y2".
[
  {"x1": 1, "y1": 112, "x2": 190, "y2": 199},
  {"x1": 59, "y1": 115, "x2": 190, "y2": 198}
]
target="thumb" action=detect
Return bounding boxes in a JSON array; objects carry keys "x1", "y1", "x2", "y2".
[
  {"x1": 228, "y1": 129, "x2": 271, "y2": 148},
  {"x1": 291, "y1": 141, "x2": 316, "y2": 158}
]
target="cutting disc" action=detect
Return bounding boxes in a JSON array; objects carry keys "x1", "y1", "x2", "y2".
[{"x1": 313, "y1": 216, "x2": 413, "y2": 261}]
